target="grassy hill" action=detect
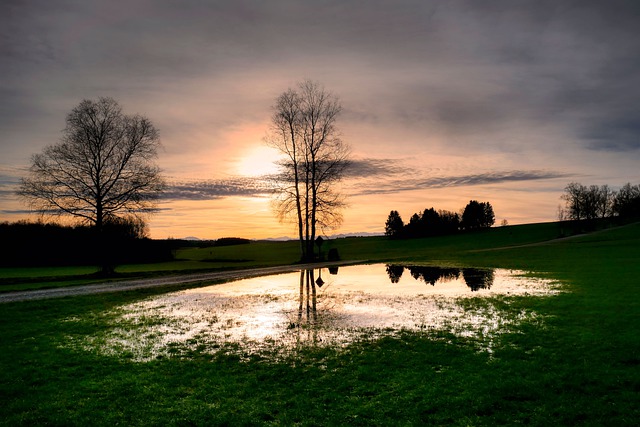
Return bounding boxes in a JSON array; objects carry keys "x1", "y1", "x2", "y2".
[
  {"x1": 0, "y1": 221, "x2": 568, "y2": 290},
  {"x1": 0, "y1": 221, "x2": 638, "y2": 425}
]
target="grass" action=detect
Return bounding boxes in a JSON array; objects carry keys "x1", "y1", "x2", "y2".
[
  {"x1": 0, "y1": 239, "x2": 304, "y2": 292},
  {"x1": 0, "y1": 222, "x2": 560, "y2": 290},
  {"x1": 0, "y1": 221, "x2": 638, "y2": 425}
]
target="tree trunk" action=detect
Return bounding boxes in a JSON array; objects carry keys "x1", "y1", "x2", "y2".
[{"x1": 95, "y1": 202, "x2": 115, "y2": 276}]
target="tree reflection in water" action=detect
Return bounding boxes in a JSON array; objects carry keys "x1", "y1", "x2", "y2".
[
  {"x1": 409, "y1": 266, "x2": 461, "y2": 286},
  {"x1": 386, "y1": 265, "x2": 495, "y2": 291},
  {"x1": 461, "y1": 268, "x2": 495, "y2": 291},
  {"x1": 298, "y1": 269, "x2": 318, "y2": 321},
  {"x1": 386, "y1": 265, "x2": 404, "y2": 283},
  {"x1": 293, "y1": 269, "x2": 320, "y2": 345}
]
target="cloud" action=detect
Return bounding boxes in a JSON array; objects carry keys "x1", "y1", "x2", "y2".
[
  {"x1": 162, "y1": 177, "x2": 271, "y2": 201},
  {"x1": 4, "y1": 0, "x2": 640, "y2": 160},
  {"x1": 350, "y1": 170, "x2": 573, "y2": 197},
  {"x1": 2, "y1": 0, "x2": 640, "y2": 236},
  {"x1": 583, "y1": 117, "x2": 640, "y2": 152},
  {"x1": 0, "y1": 209, "x2": 33, "y2": 216},
  {"x1": 345, "y1": 158, "x2": 415, "y2": 179},
  {"x1": 0, "y1": 171, "x2": 22, "y2": 197}
]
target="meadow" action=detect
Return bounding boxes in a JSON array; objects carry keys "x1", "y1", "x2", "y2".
[
  {"x1": 0, "y1": 221, "x2": 565, "y2": 292},
  {"x1": 1, "y1": 221, "x2": 638, "y2": 425}
]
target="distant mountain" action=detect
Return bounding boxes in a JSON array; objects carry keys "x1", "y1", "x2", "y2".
[
  {"x1": 172, "y1": 232, "x2": 385, "y2": 243},
  {"x1": 329, "y1": 231, "x2": 384, "y2": 239},
  {"x1": 261, "y1": 231, "x2": 383, "y2": 242}
]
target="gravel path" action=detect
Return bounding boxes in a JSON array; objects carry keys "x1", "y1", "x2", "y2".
[{"x1": 0, "y1": 261, "x2": 362, "y2": 303}]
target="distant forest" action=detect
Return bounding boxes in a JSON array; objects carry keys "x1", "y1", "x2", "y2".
[
  {"x1": 560, "y1": 182, "x2": 640, "y2": 222},
  {"x1": 0, "y1": 221, "x2": 254, "y2": 268},
  {"x1": 0, "y1": 220, "x2": 174, "y2": 267},
  {"x1": 385, "y1": 200, "x2": 495, "y2": 239}
]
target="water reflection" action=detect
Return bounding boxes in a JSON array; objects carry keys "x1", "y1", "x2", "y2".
[
  {"x1": 293, "y1": 269, "x2": 321, "y2": 346},
  {"x1": 386, "y1": 265, "x2": 496, "y2": 291},
  {"x1": 72, "y1": 264, "x2": 561, "y2": 361},
  {"x1": 408, "y1": 266, "x2": 461, "y2": 287},
  {"x1": 386, "y1": 265, "x2": 404, "y2": 283},
  {"x1": 462, "y1": 268, "x2": 495, "y2": 291},
  {"x1": 298, "y1": 269, "x2": 317, "y2": 322}
]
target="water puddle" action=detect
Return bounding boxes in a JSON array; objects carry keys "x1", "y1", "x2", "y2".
[{"x1": 72, "y1": 264, "x2": 561, "y2": 361}]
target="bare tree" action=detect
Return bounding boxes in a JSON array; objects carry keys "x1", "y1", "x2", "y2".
[
  {"x1": 266, "y1": 80, "x2": 350, "y2": 261},
  {"x1": 18, "y1": 97, "x2": 166, "y2": 271},
  {"x1": 595, "y1": 184, "x2": 615, "y2": 219},
  {"x1": 561, "y1": 182, "x2": 616, "y2": 221},
  {"x1": 613, "y1": 183, "x2": 640, "y2": 219},
  {"x1": 561, "y1": 182, "x2": 589, "y2": 221}
]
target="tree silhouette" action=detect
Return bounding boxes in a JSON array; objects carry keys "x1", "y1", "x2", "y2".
[
  {"x1": 385, "y1": 210, "x2": 405, "y2": 238},
  {"x1": 461, "y1": 200, "x2": 495, "y2": 230},
  {"x1": 18, "y1": 97, "x2": 166, "y2": 273},
  {"x1": 438, "y1": 209, "x2": 461, "y2": 234},
  {"x1": 267, "y1": 80, "x2": 350, "y2": 261},
  {"x1": 420, "y1": 208, "x2": 440, "y2": 236},
  {"x1": 406, "y1": 212, "x2": 422, "y2": 237},
  {"x1": 613, "y1": 183, "x2": 640, "y2": 219},
  {"x1": 561, "y1": 182, "x2": 616, "y2": 221}
]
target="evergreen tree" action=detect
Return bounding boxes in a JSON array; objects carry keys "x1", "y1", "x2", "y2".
[{"x1": 385, "y1": 210, "x2": 404, "y2": 238}]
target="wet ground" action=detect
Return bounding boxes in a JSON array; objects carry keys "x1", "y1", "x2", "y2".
[{"x1": 68, "y1": 264, "x2": 562, "y2": 360}]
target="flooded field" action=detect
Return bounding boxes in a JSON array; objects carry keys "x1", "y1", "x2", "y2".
[{"x1": 71, "y1": 264, "x2": 561, "y2": 360}]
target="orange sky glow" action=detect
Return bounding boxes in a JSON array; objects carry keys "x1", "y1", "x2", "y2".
[{"x1": 2, "y1": 1, "x2": 639, "y2": 240}]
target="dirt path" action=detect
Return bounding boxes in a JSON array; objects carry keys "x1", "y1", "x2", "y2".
[{"x1": 0, "y1": 261, "x2": 362, "y2": 303}]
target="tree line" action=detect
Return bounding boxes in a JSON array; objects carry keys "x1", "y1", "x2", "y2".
[
  {"x1": 560, "y1": 182, "x2": 640, "y2": 222},
  {"x1": 0, "y1": 219, "x2": 175, "y2": 268},
  {"x1": 385, "y1": 200, "x2": 495, "y2": 239}
]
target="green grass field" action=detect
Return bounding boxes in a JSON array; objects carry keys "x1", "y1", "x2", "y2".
[
  {"x1": 0, "y1": 221, "x2": 563, "y2": 291},
  {"x1": 1, "y1": 222, "x2": 638, "y2": 425}
]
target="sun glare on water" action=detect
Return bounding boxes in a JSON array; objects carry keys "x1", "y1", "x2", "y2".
[{"x1": 67, "y1": 264, "x2": 562, "y2": 361}]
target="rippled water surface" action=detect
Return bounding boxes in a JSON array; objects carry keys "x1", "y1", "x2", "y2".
[{"x1": 73, "y1": 264, "x2": 561, "y2": 360}]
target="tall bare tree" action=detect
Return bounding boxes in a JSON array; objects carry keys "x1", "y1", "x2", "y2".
[
  {"x1": 266, "y1": 80, "x2": 350, "y2": 261},
  {"x1": 18, "y1": 97, "x2": 166, "y2": 271}
]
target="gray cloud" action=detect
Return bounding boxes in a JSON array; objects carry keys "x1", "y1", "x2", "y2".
[
  {"x1": 3, "y1": 0, "x2": 640, "y2": 157},
  {"x1": 163, "y1": 177, "x2": 271, "y2": 201},
  {"x1": 162, "y1": 166, "x2": 570, "y2": 201},
  {"x1": 0, "y1": 172, "x2": 20, "y2": 184},
  {"x1": 345, "y1": 158, "x2": 415, "y2": 179},
  {"x1": 583, "y1": 118, "x2": 640, "y2": 152},
  {"x1": 2, "y1": 0, "x2": 640, "y2": 234},
  {"x1": 350, "y1": 170, "x2": 573, "y2": 197},
  {"x1": 0, "y1": 209, "x2": 33, "y2": 216},
  {"x1": 0, "y1": 172, "x2": 21, "y2": 199}
]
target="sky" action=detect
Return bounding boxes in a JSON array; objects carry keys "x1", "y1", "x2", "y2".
[{"x1": 1, "y1": 0, "x2": 639, "y2": 240}]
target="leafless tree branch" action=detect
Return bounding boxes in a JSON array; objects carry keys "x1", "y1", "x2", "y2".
[
  {"x1": 266, "y1": 80, "x2": 350, "y2": 261},
  {"x1": 17, "y1": 97, "x2": 166, "y2": 231}
]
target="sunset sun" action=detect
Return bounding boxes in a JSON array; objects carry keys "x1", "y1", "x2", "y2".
[{"x1": 234, "y1": 146, "x2": 282, "y2": 177}]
